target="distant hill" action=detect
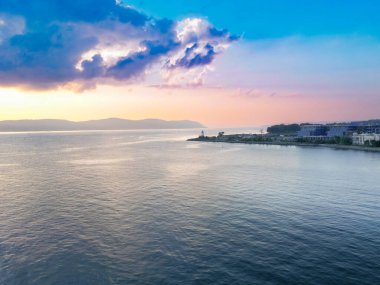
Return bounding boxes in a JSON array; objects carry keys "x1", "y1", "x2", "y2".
[{"x1": 0, "y1": 118, "x2": 204, "y2": 132}]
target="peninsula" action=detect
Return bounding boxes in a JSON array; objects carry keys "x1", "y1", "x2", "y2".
[{"x1": 189, "y1": 120, "x2": 380, "y2": 152}]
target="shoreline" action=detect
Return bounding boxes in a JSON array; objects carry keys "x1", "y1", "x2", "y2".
[{"x1": 188, "y1": 137, "x2": 380, "y2": 153}]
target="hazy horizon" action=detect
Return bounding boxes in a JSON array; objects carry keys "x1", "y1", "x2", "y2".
[{"x1": 0, "y1": 117, "x2": 379, "y2": 130}]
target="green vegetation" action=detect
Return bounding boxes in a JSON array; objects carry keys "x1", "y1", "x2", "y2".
[
  {"x1": 238, "y1": 136, "x2": 273, "y2": 143},
  {"x1": 295, "y1": 136, "x2": 352, "y2": 145},
  {"x1": 267, "y1": 124, "x2": 301, "y2": 135},
  {"x1": 365, "y1": 140, "x2": 380, "y2": 147}
]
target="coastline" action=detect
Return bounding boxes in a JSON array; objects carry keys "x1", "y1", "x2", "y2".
[{"x1": 188, "y1": 137, "x2": 380, "y2": 153}]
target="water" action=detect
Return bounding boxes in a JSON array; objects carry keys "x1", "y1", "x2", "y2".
[{"x1": 0, "y1": 129, "x2": 379, "y2": 285}]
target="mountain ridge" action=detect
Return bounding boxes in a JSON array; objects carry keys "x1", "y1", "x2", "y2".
[{"x1": 0, "y1": 118, "x2": 205, "y2": 132}]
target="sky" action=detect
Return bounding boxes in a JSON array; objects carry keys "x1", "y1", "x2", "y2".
[{"x1": 0, "y1": 0, "x2": 379, "y2": 127}]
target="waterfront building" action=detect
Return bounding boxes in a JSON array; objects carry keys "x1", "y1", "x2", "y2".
[
  {"x1": 365, "y1": 125, "x2": 380, "y2": 134},
  {"x1": 297, "y1": 124, "x2": 328, "y2": 138},
  {"x1": 352, "y1": 133, "x2": 380, "y2": 145},
  {"x1": 326, "y1": 125, "x2": 352, "y2": 137},
  {"x1": 299, "y1": 123, "x2": 380, "y2": 139},
  {"x1": 350, "y1": 121, "x2": 380, "y2": 134}
]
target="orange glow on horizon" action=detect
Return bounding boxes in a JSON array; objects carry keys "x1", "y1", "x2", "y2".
[{"x1": 0, "y1": 85, "x2": 379, "y2": 127}]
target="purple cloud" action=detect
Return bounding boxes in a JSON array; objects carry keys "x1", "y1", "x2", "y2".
[{"x1": 0, "y1": 0, "x2": 236, "y2": 89}]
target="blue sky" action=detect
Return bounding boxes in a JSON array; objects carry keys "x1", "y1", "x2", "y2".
[
  {"x1": 123, "y1": 0, "x2": 380, "y2": 103},
  {"x1": 123, "y1": 0, "x2": 380, "y2": 121},
  {"x1": 127, "y1": 0, "x2": 380, "y2": 39}
]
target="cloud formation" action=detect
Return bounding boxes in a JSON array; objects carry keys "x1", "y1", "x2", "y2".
[{"x1": 0, "y1": 0, "x2": 236, "y2": 89}]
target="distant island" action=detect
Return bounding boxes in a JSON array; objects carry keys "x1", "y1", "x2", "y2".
[
  {"x1": 189, "y1": 120, "x2": 380, "y2": 152},
  {"x1": 0, "y1": 118, "x2": 204, "y2": 132}
]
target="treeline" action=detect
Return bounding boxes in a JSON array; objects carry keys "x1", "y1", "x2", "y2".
[
  {"x1": 365, "y1": 140, "x2": 380, "y2": 147},
  {"x1": 267, "y1": 124, "x2": 301, "y2": 135},
  {"x1": 295, "y1": 137, "x2": 353, "y2": 145}
]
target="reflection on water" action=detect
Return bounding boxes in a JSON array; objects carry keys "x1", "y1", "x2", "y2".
[
  {"x1": 0, "y1": 129, "x2": 379, "y2": 285},
  {"x1": 61, "y1": 158, "x2": 134, "y2": 165}
]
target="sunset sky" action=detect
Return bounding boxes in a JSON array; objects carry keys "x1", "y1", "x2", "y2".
[{"x1": 0, "y1": 0, "x2": 379, "y2": 127}]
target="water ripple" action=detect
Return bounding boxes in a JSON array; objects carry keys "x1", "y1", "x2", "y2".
[{"x1": 0, "y1": 130, "x2": 379, "y2": 284}]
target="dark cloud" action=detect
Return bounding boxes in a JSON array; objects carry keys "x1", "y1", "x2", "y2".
[
  {"x1": 0, "y1": 0, "x2": 236, "y2": 89},
  {"x1": 107, "y1": 40, "x2": 179, "y2": 80},
  {"x1": 170, "y1": 43, "x2": 216, "y2": 69},
  {"x1": 81, "y1": 54, "x2": 105, "y2": 79}
]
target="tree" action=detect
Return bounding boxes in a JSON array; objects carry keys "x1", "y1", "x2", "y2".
[{"x1": 267, "y1": 124, "x2": 301, "y2": 135}]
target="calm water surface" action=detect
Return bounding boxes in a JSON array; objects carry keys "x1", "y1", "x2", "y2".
[{"x1": 0, "y1": 130, "x2": 379, "y2": 285}]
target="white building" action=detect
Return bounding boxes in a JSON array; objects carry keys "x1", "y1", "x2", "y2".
[{"x1": 352, "y1": 133, "x2": 380, "y2": 145}]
